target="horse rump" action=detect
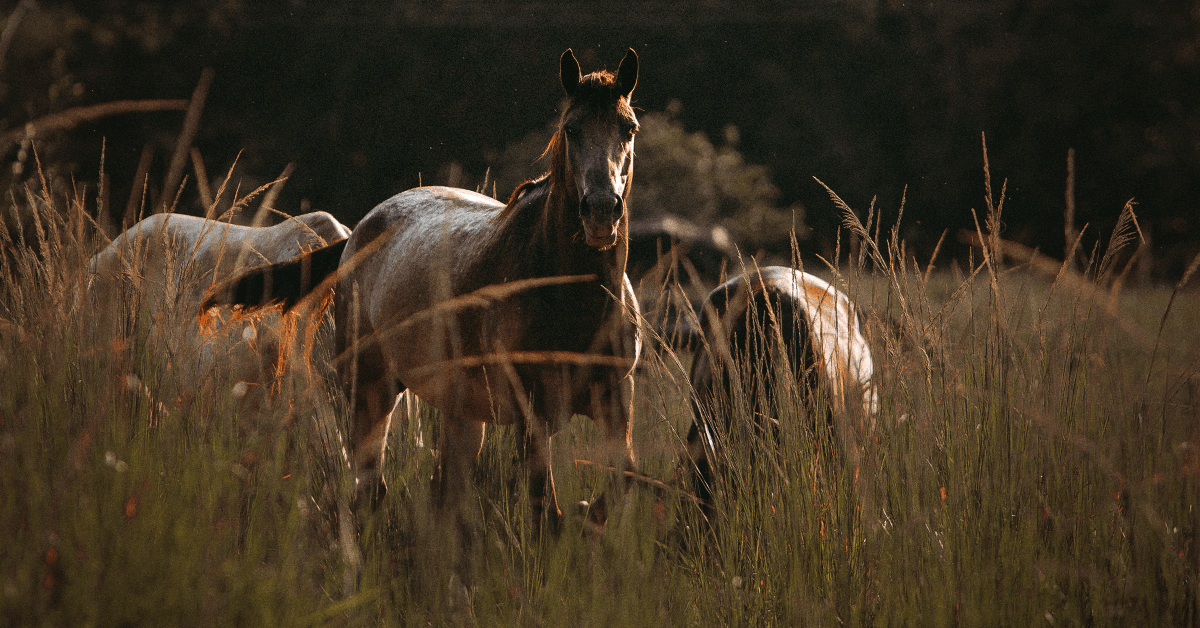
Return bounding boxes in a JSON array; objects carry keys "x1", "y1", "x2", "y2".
[
  {"x1": 202, "y1": 239, "x2": 347, "y2": 313},
  {"x1": 683, "y1": 267, "x2": 877, "y2": 522}
]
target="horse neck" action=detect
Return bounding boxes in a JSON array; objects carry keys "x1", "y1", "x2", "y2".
[{"x1": 497, "y1": 178, "x2": 627, "y2": 291}]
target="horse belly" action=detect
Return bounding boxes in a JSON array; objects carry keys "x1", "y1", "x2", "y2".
[{"x1": 395, "y1": 363, "x2": 523, "y2": 425}]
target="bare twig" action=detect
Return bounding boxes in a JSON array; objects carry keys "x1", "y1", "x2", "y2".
[
  {"x1": 572, "y1": 458, "x2": 702, "y2": 503},
  {"x1": 957, "y1": 229, "x2": 1153, "y2": 346},
  {"x1": 123, "y1": 144, "x2": 154, "y2": 228},
  {"x1": 1, "y1": 99, "x2": 189, "y2": 154},
  {"x1": 251, "y1": 162, "x2": 296, "y2": 227},
  {"x1": 190, "y1": 147, "x2": 214, "y2": 214},
  {"x1": 160, "y1": 68, "x2": 215, "y2": 213},
  {"x1": 0, "y1": 0, "x2": 34, "y2": 74}
]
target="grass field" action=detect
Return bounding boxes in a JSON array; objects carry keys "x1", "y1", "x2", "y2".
[{"x1": 1, "y1": 175, "x2": 1197, "y2": 626}]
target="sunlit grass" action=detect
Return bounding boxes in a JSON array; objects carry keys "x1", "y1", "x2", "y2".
[{"x1": 2, "y1": 166, "x2": 1196, "y2": 625}]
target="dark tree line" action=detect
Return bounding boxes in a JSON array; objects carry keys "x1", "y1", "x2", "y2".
[{"x1": 3, "y1": 0, "x2": 1198, "y2": 278}]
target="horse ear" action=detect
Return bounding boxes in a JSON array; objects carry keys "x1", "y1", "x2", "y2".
[
  {"x1": 616, "y1": 48, "x2": 638, "y2": 98},
  {"x1": 560, "y1": 49, "x2": 581, "y2": 97}
]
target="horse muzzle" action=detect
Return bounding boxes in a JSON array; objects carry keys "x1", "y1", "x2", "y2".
[
  {"x1": 580, "y1": 194, "x2": 624, "y2": 248},
  {"x1": 582, "y1": 220, "x2": 619, "y2": 248}
]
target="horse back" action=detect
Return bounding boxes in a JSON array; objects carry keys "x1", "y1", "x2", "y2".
[
  {"x1": 762, "y1": 269, "x2": 875, "y2": 412},
  {"x1": 338, "y1": 186, "x2": 639, "y2": 424},
  {"x1": 341, "y1": 187, "x2": 507, "y2": 324}
]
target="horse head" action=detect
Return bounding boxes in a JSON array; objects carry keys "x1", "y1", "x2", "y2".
[{"x1": 556, "y1": 48, "x2": 639, "y2": 249}]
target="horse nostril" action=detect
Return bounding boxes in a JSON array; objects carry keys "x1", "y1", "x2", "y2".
[{"x1": 582, "y1": 193, "x2": 621, "y2": 221}]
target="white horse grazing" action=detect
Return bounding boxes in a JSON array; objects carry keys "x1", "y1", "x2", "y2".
[
  {"x1": 686, "y1": 266, "x2": 878, "y2": 513},
  {"x1": 88, "y1": 212, "x2": 351, "y2": 308},
  {"x1": 85, "y1": 212, "x2": 351, "y2": 417}
]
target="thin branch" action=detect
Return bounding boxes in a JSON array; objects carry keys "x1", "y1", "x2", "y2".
[
  {"x1": 160, "y1": 68, "x2": 215, "y2": 213},
  {"x1": 251, "y1": 162, "x2": 296, "y2": 227},
  {"x1": 0, "y1": 0, "x2": 35, "y2": 74},
  {"x1": 190, "y1": 147, "x2": 214, "y2": 213},
  {"x1": 572, "y1": 458, "x2": 702, "y2": 503},
  {"x1": 123, "y1": 143, "x2": 154, "y2": 228},
  {"x1": 1, "y1": 99, "x2": 189, "y2": 153}
]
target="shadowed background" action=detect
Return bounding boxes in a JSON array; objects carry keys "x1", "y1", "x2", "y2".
[{"x1": 4, "y1": 0, "x2": 1198, "y2": 276}]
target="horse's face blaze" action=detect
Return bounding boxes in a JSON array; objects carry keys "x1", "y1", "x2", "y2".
[{"x1": 559, "y1": 49, "x2": 639, "y2": 249}]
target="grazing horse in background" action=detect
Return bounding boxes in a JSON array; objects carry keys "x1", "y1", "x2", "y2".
[
  {"x1": 686, "y1": 266, "x2": 878, "y2": 516},
  {"x1": 89, "y1": 212, "x2": 351, "y2": 308},
  {"x1": 205, "y1": 49, "x2": 642, "y2": 529},
  {"x1": 86, "y1": 212, "x2": 351, "y2": 415}
]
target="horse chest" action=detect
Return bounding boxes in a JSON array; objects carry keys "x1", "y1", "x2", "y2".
[
  {"x1": 385, "y1": 279, "x2": 622, "y2": 425},
  {"x1": 509, "y1": 282, "x2": 611, "y2": 350}
]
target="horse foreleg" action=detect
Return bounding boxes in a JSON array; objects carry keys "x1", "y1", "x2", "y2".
[
  {"x1": 519, "y1": 419, "x2": 562, "y2": 535},
  {"x1": 431, "y1": 417, "x2": 485, "y2": 513},
  {"x1": 585, "y1": 373, "x2": 637, "y2": 527}
]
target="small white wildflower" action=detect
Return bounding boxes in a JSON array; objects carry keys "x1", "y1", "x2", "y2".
[
  {"x1": 122, "y1": 374, "x2": 142, "y2": 392},
  {"x1": 231, "y1": 463, "x2": 249, "y2": 480}
]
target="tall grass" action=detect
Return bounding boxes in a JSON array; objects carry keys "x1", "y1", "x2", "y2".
[
  {"x1": 2, "y1": 162, "x2": 1196, "y2": 625},
  {"x1": 0, "y1": 175, "x2": 351, "y2": 626}
]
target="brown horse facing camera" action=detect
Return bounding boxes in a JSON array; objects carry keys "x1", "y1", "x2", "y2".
[{"x1": 204, "y1": 49, "x2": 642, "y2": 531}]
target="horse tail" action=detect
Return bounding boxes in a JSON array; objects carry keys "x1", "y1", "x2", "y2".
[{"x1": 201, "y1": 239, "x2": 348, "y2": 314}]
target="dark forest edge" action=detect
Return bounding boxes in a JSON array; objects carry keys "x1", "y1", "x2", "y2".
[{"x1": 2, "y1": 0, "x2": 1198, "y2": 279}]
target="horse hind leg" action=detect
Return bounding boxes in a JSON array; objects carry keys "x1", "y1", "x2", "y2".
[
  {"x1": 431, "y1": 416, "x2": 486, "y2": 511},
  {"x1": 432, "y1": 415, "x2": 487, "y2": 582},
  {"x1": 426, "y1": 415, "x2": 485, "y2": 599},
  {"x1": 344, "y1": 342, "x2": 401, "y2": 511},
  {"x1": 683, "y1": 416, "x2": 717, "y2": 524}
]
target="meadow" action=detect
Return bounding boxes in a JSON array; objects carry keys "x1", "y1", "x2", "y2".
[{"x1": 1, "y1": 168, "x2": 1196, "y2": 626}]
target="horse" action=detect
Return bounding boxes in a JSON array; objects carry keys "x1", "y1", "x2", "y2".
[
  {"x1": 85, "y1": 212, "x2": 351, "y2": 417},
  {"x1": 685, "y1": 265, "x2": 878, "y2": 517},
  {"x1": 89, "y1": 211, "x2": 351, "y2": 306},
  {"x1": 204, "y1": 49, "x2": 642, "y2": 531}
]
